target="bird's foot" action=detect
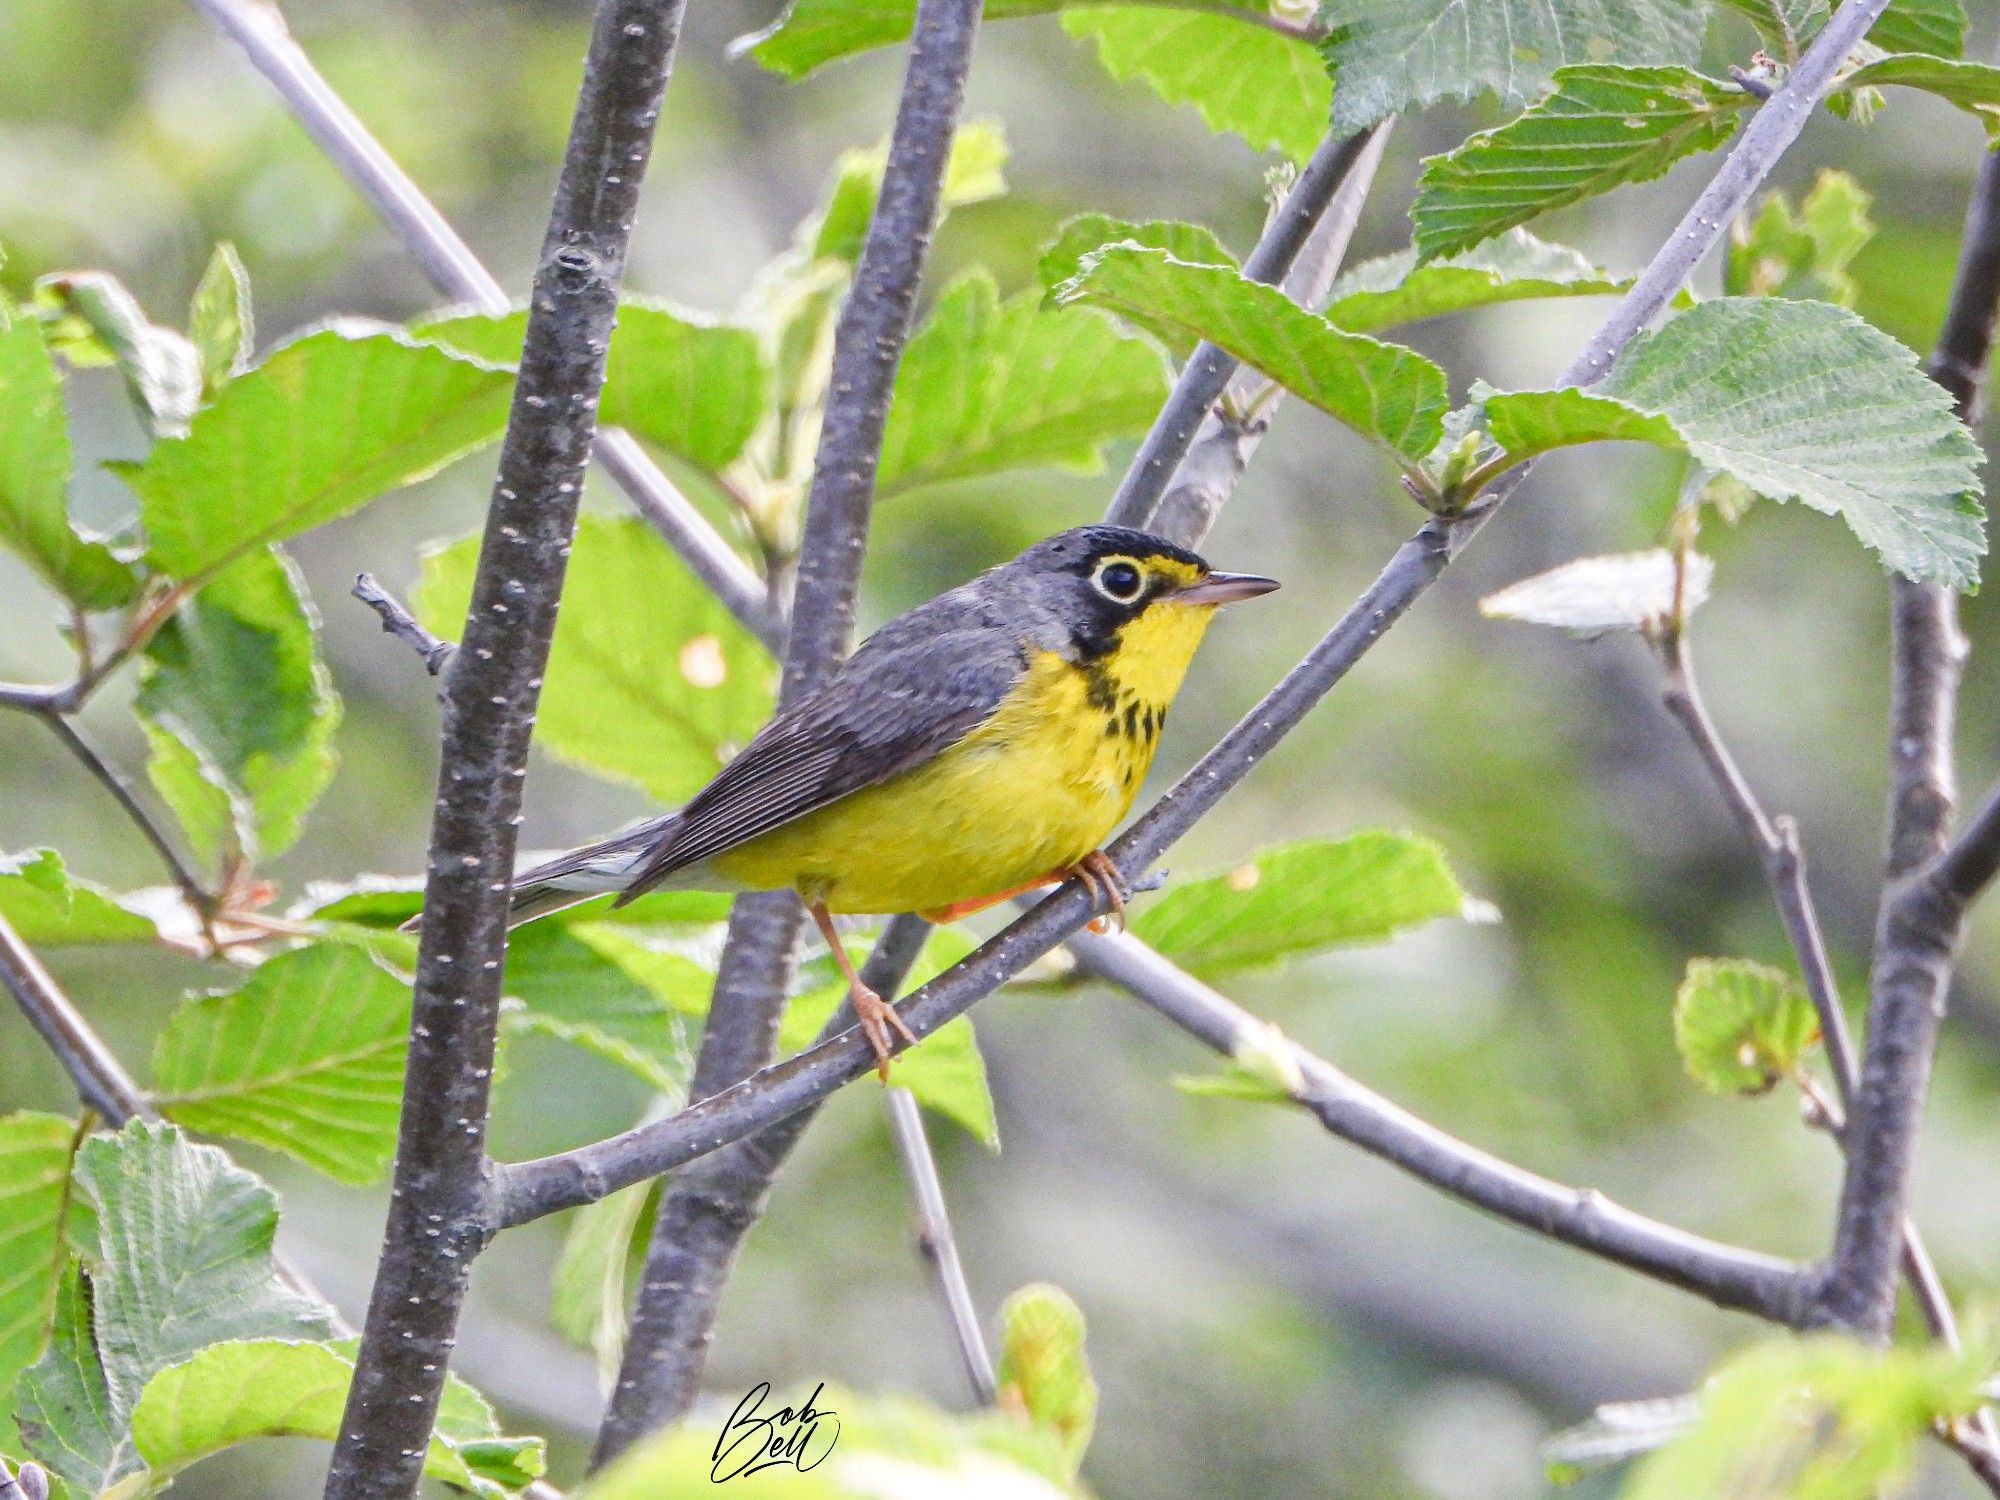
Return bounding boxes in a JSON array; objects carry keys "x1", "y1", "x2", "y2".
[
  {"x1": 851, "y1": 981, "x2": 918, "y2": 1081},
  {"x1": 1069, "y1": 849, "x2": 1130, "y2": 934}
]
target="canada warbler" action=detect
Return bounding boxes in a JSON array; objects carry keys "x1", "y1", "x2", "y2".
[{"x1": 496, "y1": 524, "x2": 1277, "y2": 1071}]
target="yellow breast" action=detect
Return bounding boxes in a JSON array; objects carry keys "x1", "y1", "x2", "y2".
[{"x1": 711, "y1": 600, "x2": 1217, "y2": 915}]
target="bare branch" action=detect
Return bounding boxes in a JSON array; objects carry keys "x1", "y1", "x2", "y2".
[
  {"x1": 1817, "y1": 123, "x2": 2000, "y2": 1340},
  {"x1": 594, "y1": 0, "x2": 984, "y2": 1457},
  {"x1": 184, "y1": 0, "x2": 779, "y2": 645},
  {"x1": 1104, "y1": 126, "x2": 1383, "y2": 530},
  {"x1": 322, "y1": 1, "x2": 691, "y2": 1492},
  {"x1": 0, "y1": 910, "x2": 152, "y2": 1124},
  {"x1": 885, "y1": 1084, "x2": 998, "y2": 1403},
  {"x1": 352, "y1": 572, "x2": 457, "y2": 677}
]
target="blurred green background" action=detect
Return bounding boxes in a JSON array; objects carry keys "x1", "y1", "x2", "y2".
[{"x1": 7, "y1": 0, "x2": 2000, "y2": 1494}]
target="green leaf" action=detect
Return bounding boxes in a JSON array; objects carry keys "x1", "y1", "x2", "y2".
[
  {"x1": 186, "y1": 245, "x2": 253, "y2": 400},
  {"x1": 415, "y1": 299, "x2": 767, "y2": 473},
  {"x1": 1320, "y1": 0, "x2": 1710, "y2": 132},
  {"x1": 1619, "y1": 1335, "x2": 1987, "y2": 1500},
  {"x1": 1175, "y1": 1017, "x2": 1307, "y2": 1103},
  {"x1": 0, "y1": 309, "x2": 135, "y2": 610},
  {"x1": 1412, "y1": 66, "x2": 1747, "y2": 262},
  {"x1": 0, "y1": 1114, "x2": 76, "y2": 1415},
  {"x1": 1056, "y1": 246, "x2": 1448, "y2": 462},
  {"x1": 417, "y1": 514, "x2": 776, "y2": 805},
  {"x1": 1131, "y1": 832, "x2": 1469, "y2": 976},
  {"x1": 0, "y1": 850, "x2": 156, "y2": 947},
  {"x1": 1716, "y1": 0, "x2": 1828, "y2": 60},
  {"x1": 740, "y1": 0, "x2": 1060, "y2": 78},
  {"x1": 128, "y1": 326, "x2": 513, "y2": 583},
  {"x1": 1673, "y1": 957, "x2": 1820, "y2": 1095},
  {"x1": 1835, "y1": 53, "x2": 2000, "y2": 139},
  {"x1": 1726, "y1": 170, "x2": 1874, "y2": 305},
  {"x1": 1871, "y1": 0, "x2": 1965, "y2": 58},
  {"x1": 808, "y1": 120, "x2": 1009, "y2": 266},
  {"x1": 1326, "y1": 229, "x2": 1630, "y2": 333},
  {"x1": 878, "y1": 271, "x2": 1170, "y2": 497},
  {"x1": 15, "y1": 1122, "x2": 334, "y2": 1494},
  {"x1": 34, "y1": 271, "x2": 203, "y2": 441},
  {"x1": 500, "y1": 922, "x2": 703, "y2": 1094},
  {"x1": 784, "y1": 926, "x2": 997, "y2": 1146},
  {"x1": 1545, "y1": 1394, "x2": 1699, "y2": 1483},
  {"x1": 1061, "y1": 9, "x2": 1330, "y2": 161},
  {"x1": 551, "y1": 1180, "x2": 657, "y2": 1386},
  {"x1": 582, "y1": 1383, "x2": 1082, "y2": 1498},
  {"x1": 129, "y1": 1339, "x2": 543, "y2": 1496},
  {"x1": 1480, "y1": 549, "x2": 1713, "y2": 634},
  {"x1": 1037, "y1": 215, "x2": 1236, "y2": 301},
  {"x1": 152, "y1": 944, "x2": 409, "y2": 1185},
  {"x1": 135, "y1": 546, "x2": 340, "y2": 868},
  {"x1": 1483, "y1": 298, "x2": 1987, "y2": 587},
  {"x1": 995, "y1": 1284, "x2": 1097, "y2": 1473}
]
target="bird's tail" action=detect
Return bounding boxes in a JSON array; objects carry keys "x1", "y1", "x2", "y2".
[{"x1": 398, "y1": 814, "x2": 682, "y2": 934}]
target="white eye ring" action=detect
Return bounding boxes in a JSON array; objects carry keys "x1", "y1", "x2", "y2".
[{"x1": 1094, "y1": 559, "x2": 1144, "y2": 602}]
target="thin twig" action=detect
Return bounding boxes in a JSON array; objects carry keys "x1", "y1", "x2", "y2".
[
  {"x1": 352, "y1": 573, "x2": 456, "y2": 677},
  {"x1": 1817, "y1": 110, "x2": 2000, "y2": 1339},
  {"x1": 0, "y1": 910, "x2": 153, "y2": 1123},
  {"x1": 884, "y1": 1085, "x2": 998, "y2": 1403},
  {"x1": 322, "y1": 0, "x2": 690, "y2": 1493},
  {"x1": 594, "y1": 0, "x2": 985, "y2": 1457},
  {"x1": 182, "y1": 0, "x2": 779, "y2": 646},
  {"x1": 31, "y1": 712, "x2": 213, "y2": 923},
  {"x1": 1104, "y1": 126, "x2": 1381, "y2": 530}
]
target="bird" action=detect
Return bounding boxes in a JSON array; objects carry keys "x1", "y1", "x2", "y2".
[{"x1": 485, "y1": 524, "x2": 1278, "y2": 1074}]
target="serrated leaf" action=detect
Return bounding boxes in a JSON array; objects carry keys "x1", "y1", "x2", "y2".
[
  {"x1": 1131, "y1": 833, "x2": 1467, "y2": 976},
  {"x1": 1037, "y1": 216, "x2": 1236, "y2": 302},
  {"x1": 995, "y1": 1284, "x2": 1096, "y2": 1473},
  {"x1": 551, "y1": 1179, "x2": 657, "y2": 1389},
  {"x1": 0, "y1": 1115, "x2": 76, "y2": 1416},
  {"x1": 1871, "y1": 0, "x2": 1965, "y2": 58},
  {"x1": 1480, "y1": 549, "x2": 1713, "y2": 634},
  {"x1": 1327, "y1": 229, "x2": 1630, "y2": 333},
  {"x1": 1835, "y1": 54, "x2": 2000, "y2": 139},
  {"x1": 0, "y1": 851, "x2": 156, "y2": 946},
  {"x1": 582, "y1": 1383, "x2": 1083, "y2": 1498},
  {"x1": 1061, "y1": 8, "x2": 1329, "y2": 162},
  {"x1": 417, "y1": 514, "x2": 775, "y2": 806},
  {"x1": 0, "y1": 310, "x2": 135, "y2": 610},
  {"x1": 1674, "y1": 957, "x2": 1819, "y2": 1095},
  {"x1": 1319, "y1": 0, "x2": 1710, "y2": 132},
  {"x1": 187, "y1": 245, "x2": 253, "y2": 400},
  {"x1": 34, "y1": 272, "x2": 203, "y2": 441},
  {"x1": 1484, "y1": 298, "x2": 1987, "y2": 588},
  {"x1": 416, "y1": 298, "x2": 767, "y2": 473},
  {"x1": 152, "y1": 944, "x2": 409, "y2": 1185},
  {"x1": 500, "y1": 923, "x2": 702, "y2": 1094},
  {"x1": 135, "y1": 546, "x2": 339, "y2": 868},
  {"x1": 1057, "y1": 247, "x2": 1448, "y2": 462},
  {"x1": 129, "y1": 1339, "x2": 543, "y2": 1496},
  {"x1": 1620, "y1": 1336, "x2": 1987, "y2": 1500},
  {"x1": 15, "y1": 1122, "x2": 334, "y2": 1494},
  {"x1": 878, "y1": 271, "x2": 1170, "y2": 496},
  {"x1": 1545, "y1": 1393, "x2": 1699, "y2": 1483},
  {"x1": 1726, "y1": 170, "x2": 1874, "y2": 305},
  {"x1": 128, "y1": 327, "x2": 512, "y2": 583},
  {"x1": 1716, "y1": 0, "x2": 1826, "y2": 60},
  {"x1": 1412, "y1": 66, "x2": 1747, "y2": 262},
  {"x1": 784, "y1": 927, "x2": 996, "y2": 1145}
]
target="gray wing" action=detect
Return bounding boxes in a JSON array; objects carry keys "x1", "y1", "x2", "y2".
[{"x1": 616, "y1": 620, "x2": 1029, "y2": 901}]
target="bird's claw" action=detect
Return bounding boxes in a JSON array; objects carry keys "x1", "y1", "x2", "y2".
[
  {"x1": 1073, "y1": 850, "x2": 1131, "y2": 934},
  {"x1": 851, "y1": 982, "x2": 917, "y2": 1081}
]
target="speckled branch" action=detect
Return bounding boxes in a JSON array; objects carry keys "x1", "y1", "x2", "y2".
[
  {"x1": 321, "y1": 3, "x2": 689, "y2": 1495},
  {"x1": 592, "y1": 0, "x2": 984, "y2": 1461}
]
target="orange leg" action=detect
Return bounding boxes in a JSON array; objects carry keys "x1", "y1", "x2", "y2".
[
  {"x1": 1069, "y1": 849, "x2": 1130, "y2": 934},
  {"x1": 810, "y1": 901, "x2": 917, "y2": 1080}
]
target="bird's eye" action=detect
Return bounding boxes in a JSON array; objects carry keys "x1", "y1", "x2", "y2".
[{"x1": 1094, "y1": 560, "x2": 1144, "y2": 602}]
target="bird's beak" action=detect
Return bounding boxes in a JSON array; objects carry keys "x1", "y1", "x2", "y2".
[{"x1": 1170, "y1": 570, "x2": 1281, "y2": 606}]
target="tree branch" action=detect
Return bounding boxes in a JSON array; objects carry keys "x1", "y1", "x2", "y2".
[
  {"x1": 322, "y1": 2, "x2": 689, "y2": 1493},
  {"x1": 182, "y1": 0, "x2": 779, "y2": 647},
  {"x1": 352, "y1": 572, "x2": 456, "y2": 677},
  {"x1": 593, "y1": 0, "x2": 983, "y2": 1459},
  {"x1": 0, "y1": 910, "x2": 152, "y2": 1124},
  {"x1": 1103, "y1": 126, "x2": 1382, "y2": 530},
  {"x1": 884, "y1": 1084, "x2": 998, "y2": 1402},
  {"x1": 1815, "y1": 121, "x2": 2000, "y2": 1340}
]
